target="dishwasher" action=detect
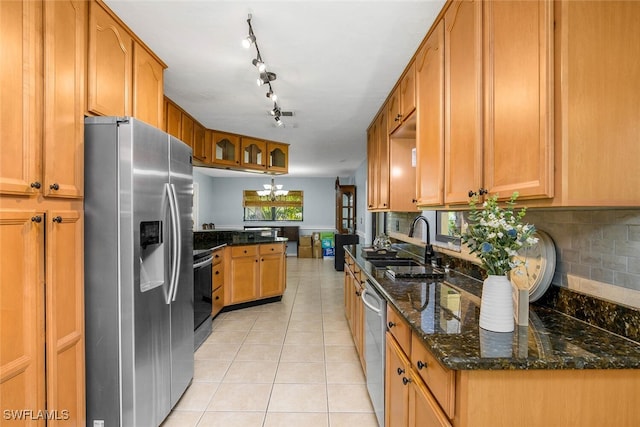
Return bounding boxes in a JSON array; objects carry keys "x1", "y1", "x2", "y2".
[{"x1": 361, "y1": 280, "x2": 387, "y2": 427}]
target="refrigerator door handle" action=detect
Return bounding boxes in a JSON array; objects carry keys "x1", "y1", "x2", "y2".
[
  {"x1": 169, "y1": 183, "x2": 182, "y2": 302},
  {"x1": 166, "y1": 183, "x2": 180, "y2": 304}
]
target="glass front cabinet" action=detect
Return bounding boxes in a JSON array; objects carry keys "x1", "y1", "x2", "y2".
[
  {"x1": 207, "y1": 131, "x2": 241, "y2": 167},
  {"x1": 241, "y1": 137, "x2": 267, "y2": 171},
  {"x1": 267, "y1": 142, "x2": 289, "y2": 174},
  {"x1": 336, "y1": 184, "x2": 357, "y2": 234}
]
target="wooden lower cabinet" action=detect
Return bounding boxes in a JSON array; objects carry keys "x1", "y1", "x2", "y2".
[
  {"x1": 343, "y1": 254, "x2": 365, "y2": 371},
  {"x1": 0, "y1": 207, "x2": 85, "y2": 425},
  {"x1": 385, "y1": 334, "x2": 410, "y2": 427},
  {"x1": 211, "y1": 247, "x2": 224, "y2": 317},
  {"x1": 224, "y1": 243, "x2": 286, "y2": 306}
]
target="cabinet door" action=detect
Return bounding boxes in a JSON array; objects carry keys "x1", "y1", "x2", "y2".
[
  {"x1": 376, "y1": 110, "x2": 390, "y2": 210},
  {"x1": 259, "y1": 252, "x2": 284, "y2": 298},
  {"x1": 88, "y1": 0, "x2": 132, "y2": 116},
  {"x1": 367, "y1": 124, "x2": 379, "y2": 210},
  {"x1": 559, "y1": 1, "x2": 640, "y2": 206},
  {"x1": 46, "y1": 210, "x2": 85, "y2": 425},
  {"x1": 165, "y1": 99, "x2": 182, "y2": 139},
  {"x1": 227, "y1": 253, "x2": 259, "y2": 304},
  {"x1": 180, "y1": 114, "x2": 194, "y2": 149},
  {"x1": 0, "y1": 0, "x2": 41, "y2": 196},
  {"x1": 387, "y1": 88, "x2": 402, "y2": 134},
  {"x1": 409, "y1": 370, "x2": 452, "y2": 427},
  {"x1": 208, "y1": 131, "x2": 241, "y2": 167},
  {"x1": 44, "y1": 0, "x2": 86, "y2": 199},
  {"x1": 416, "y1": 21, "x2": 445, "y2": 206},
  {"x1": 0, "y1": 211, "x2": 45, "y2": 420},
  {"x1": 241, "y1": 137, "x2": 267, "y2": 170},
  {"x1": 344, "y1": 266, "x2": 354, "y2": 327},
  {"x1": 400, "y1": 61, "x2": 417, "y2": 120},
  {"x1": 483, "y1": 0, "x2": 553, "y2": 200},
  {"x1": 444, "y1": 0, "x2": 483, "y2": 205},
  {"x1": 385, "y1": 334, "x2": 410, "y2": 427},
  {"x1": 133, "y1": 42, "x2": 164, "y2": 129},
  {"x1": 267, "y1": 142, "x2": 289, "y2": 174},
  {"x1": 192, "y1": 121, "x2": 206, "y2": 161}
]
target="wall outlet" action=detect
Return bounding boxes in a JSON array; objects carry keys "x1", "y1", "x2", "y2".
[{"x1": 93, "y1": 421, "x2": 105, "y2": 427}]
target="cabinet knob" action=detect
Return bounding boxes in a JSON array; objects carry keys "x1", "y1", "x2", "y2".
[
  {"x1": 479, "y1": 188, "x2": 488, "y2": 195},
  {"x1": 215, "y1": 295, "x2": 220, "y2": 300},
  {"x1": 31, "y1": 216, "x2": 42, "y2": 223},
  {"x1": 417, "y1": 360, "x2": 427, "y2": 370},
  {"x1": 215, "y1": 270, "x2": 220, "y2": 275},
  {"x1": 469, "y1": 188, "x2": 488, "y2": 197},
  {"x1": 388, "y1": 321, "x2": 396, "y2": 328},
  {"x1": 402, "y1": 377, "x2": 411, "y2": 386},
  {"x1": 52, "y1": 216, "x2": 62, "y2": 223},
  {"x1": 397, "y1": 367, "x2": 405, "y2": 376},
  {"x1": 49, "y1": 183, "x2": 59, "y2": 191},
  {"x1": 30, "y1": 181, "x2": 41, "y2": 189},
  {"x1": 355, "y1": 290, "x2": 361, "y2": 297}
]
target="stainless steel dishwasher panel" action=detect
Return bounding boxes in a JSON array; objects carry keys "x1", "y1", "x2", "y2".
[{"x1": 362, "y1": 280, "x2": 387, "y2": 427}]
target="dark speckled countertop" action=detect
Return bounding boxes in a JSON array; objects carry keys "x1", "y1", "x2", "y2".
[
  {"x1": 345, "y1": 244, "x2": 640, "y2": 371},
  {"x1": 194, "y1": 230, "x2": 287, "y2": 251}
]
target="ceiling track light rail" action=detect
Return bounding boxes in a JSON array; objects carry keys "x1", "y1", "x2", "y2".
[{"x1": 242, "y1": 14, "x2": 287, "y2": 127}]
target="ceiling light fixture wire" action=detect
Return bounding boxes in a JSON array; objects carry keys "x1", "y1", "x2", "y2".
[{"x1": 243, "y1": 14, "x2": 285, "y2": 127}]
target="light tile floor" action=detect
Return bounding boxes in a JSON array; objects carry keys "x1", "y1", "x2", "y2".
[{"x1": 162, "y1": 257, "x2": 379, "y2": 427}]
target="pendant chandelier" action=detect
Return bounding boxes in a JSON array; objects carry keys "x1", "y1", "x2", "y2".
[{"x1": 257, "y1": 178, "x2": 289, "y2": 201}]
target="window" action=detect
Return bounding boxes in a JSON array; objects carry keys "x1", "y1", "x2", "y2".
[{"x1": 243, "y1": 190, "x2": 303, "y2": 221}]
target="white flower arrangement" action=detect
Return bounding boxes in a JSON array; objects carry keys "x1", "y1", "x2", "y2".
[{"x1": 453, "y1": 192, "x2": 538, "y2": 276}]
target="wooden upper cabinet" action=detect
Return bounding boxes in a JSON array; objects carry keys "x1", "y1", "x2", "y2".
[
  {"x1": 192, "y1": 121, "x2": 206, "y2": 161},
  {"x1": 483, "y1": 0, "x2": 553, "y2": 201},
  {"x1": 267, "y1": 142, "x2": 289, "y2": 174},
  {"x1": 367, "y1": 123, "x2": 379, "y2": 210},
  {"x1": 208, "y1": 131, "x2": 241, "y2": 167},
  {"x1": 388, "y1": 62, "x2": 417, "y2": 135},
  {"x1": 554, "y1": 0, "x2": 640, "y2": 206},
  {"x1": 180, "y1": 113, "x2": 194, "y2": 149},
  {"x1": 44, "y1": 0, "x2": 86, "y2": 199},
  {"x1": 377, "y1": 109, "x2": 390, "y2": 210},
  {"x1": 444, "y1": 0, "x2": 483, "y2": 205},
  {"x1": 133, "y1": 41, "x2": 165, "y2": 129},
  {"x1": 164, "y1": 97, "x2": 182, "y2": 139},
  {"x1": 241, "y1": 137, "x2": 267, "y2": 170},
  {"x1": 0, "y1": 0, "x2": 42, "y2": 196},
  {"x1": 415, "y1": 20, "x2": 445, "y2": 207},
  {"x1": 88, "y1": 0, "x2": 132, "y2": 117}
]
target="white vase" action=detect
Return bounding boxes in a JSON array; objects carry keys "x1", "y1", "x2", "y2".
[{"x1": 479, "y1": 274, "x2": 514, "y2": 333}]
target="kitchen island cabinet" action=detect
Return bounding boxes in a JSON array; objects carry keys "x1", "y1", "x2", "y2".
[{"x1": 224, "y1": 242, "x2": 286, "y2": 306}]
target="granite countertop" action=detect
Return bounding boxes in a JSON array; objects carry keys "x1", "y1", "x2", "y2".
[
  {"x1": 345, "y1": 244, "x2": 640, "y2": 371},
  {"x1": 194, "y1": 230, "x2": 288, "y2": 250}
]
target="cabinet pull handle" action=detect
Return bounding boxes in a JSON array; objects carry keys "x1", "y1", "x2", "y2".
[
  {"x1": 402, "y1": 377, "x2": 411, "y2": 386},
  {"x1": 397, "y1": 367, "x2": 405, "y2": 376},
  {"x1": 52, "y1": 216, "x2": 63, "y2": 223},
  {"x1": 31, "y1": 216, "x2": 42, "y2": 223},
  {"x1": 468, "y1": 188, "x2": 488, "y2": 198},
  {"x1": 30, "y1": 181, "x2": 41, "y2": 189},
  {"x1": 49, "y1": 183, "x2": 59, "y2": 191},
  {"x1": 388, "y1": 321, "x2": 396, "y2": 328},
  {"x1": 417, "y1": 360, "x2": 427, "y2": 370}
]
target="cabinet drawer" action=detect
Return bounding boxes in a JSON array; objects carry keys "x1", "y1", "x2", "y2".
[
  {"x1": 387, "y1": 306, "x2": 411, "y2": 354},
  {"x1": 212, "y1": 262, "x2": 224, "y2": 290},
  {"x1": 212, "y1": 249, "x2": 224, "y2": 265},
  {"x1": 212, "y1": 286, "x2": 224, "y2": 317},
  {"x1": 260, "y1": 243, "x2": 284, "y2": 255},
  {"x1": 230, "y1": 245, "x2": 258, "y2": 257},
  {"x1": 410, "y1": 334, "x2": 455, "y2": 419}
]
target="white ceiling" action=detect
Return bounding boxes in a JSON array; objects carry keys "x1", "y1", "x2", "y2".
[{"x1": 105, "y1": 0, "x2": 445, "y2": 178}]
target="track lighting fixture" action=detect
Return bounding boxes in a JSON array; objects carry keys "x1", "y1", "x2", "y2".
[{"x1": 243, "y1": 14, "x2": 289, "y2": 127}]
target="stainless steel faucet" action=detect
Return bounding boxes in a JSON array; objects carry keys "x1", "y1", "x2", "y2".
[{"x1": 408, "y1": 215, "x2": 434, "y2": 263}]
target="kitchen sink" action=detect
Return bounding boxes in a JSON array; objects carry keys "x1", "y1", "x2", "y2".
[{"x1": 367, "y1": 258, "x2": 422, "y2": 268}]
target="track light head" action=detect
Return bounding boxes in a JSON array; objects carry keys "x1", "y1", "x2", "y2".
[
  {"x1": 270, "y1": 105, "x2": 281, "y2": 116},
  {"x1": 274, "y1": 116, "x2": 284, "y2": 127},
  {"x1": 242, "y1": 34, "x2": 256, "y2": 49},
  {"x1": 256, "y1": 71, "x2": 276, "y2": 86},
  {"x1": 266, "y1": 90, "x2": 278, "y2": 102},
  {"x1": 252, "y1": 58, "x2": 266, "y2": 72}
]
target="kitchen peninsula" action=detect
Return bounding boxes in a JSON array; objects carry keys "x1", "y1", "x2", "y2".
[
  {"x1": 194, "y1": 229, "x2": 288, "y2": 308},
  {"x1": 344, "y1": 244, "x2": 640, "y2": 427}
]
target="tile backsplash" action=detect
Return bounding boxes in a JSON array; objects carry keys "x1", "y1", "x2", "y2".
[{"x1": 389, "y1": 209, "x2": 640, "y2": 309}]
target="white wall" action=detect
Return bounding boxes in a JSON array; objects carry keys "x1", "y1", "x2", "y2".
[
  {"x1": 354, "y1": 158, "x2": 371, "y2": 245},
  {"x1": 193, "y1": 170, "x2": 341, "y2": 234}
]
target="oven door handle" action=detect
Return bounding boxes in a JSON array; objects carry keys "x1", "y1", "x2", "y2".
[
  {"x1": 193, "y1": 255, "x2": 214, "y2": 269},
  {"x1": 361, "y1": 288, "x2": 383, "y2": 314}
]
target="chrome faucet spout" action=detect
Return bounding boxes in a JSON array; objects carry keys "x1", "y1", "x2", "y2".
[{"x1": 408, "y1": 215, "x2": 434, "y2": 263}]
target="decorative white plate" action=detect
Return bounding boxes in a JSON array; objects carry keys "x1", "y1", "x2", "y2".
[{"x1": 510, "y1": 229, "x2": 556, "y2": 302}]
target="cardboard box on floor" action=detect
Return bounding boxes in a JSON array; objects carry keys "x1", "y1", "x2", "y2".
[
  {"x1": 313, "y1": 239, "x2": 323, "y2": 258},
  {"x1": 298, "y1": 246, "x2": 313, "y2": 258}
]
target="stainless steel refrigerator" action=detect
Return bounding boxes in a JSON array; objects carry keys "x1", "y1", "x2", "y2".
[{"x1": 84, "y1": 117, "x2": 194, "y2": 427}]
